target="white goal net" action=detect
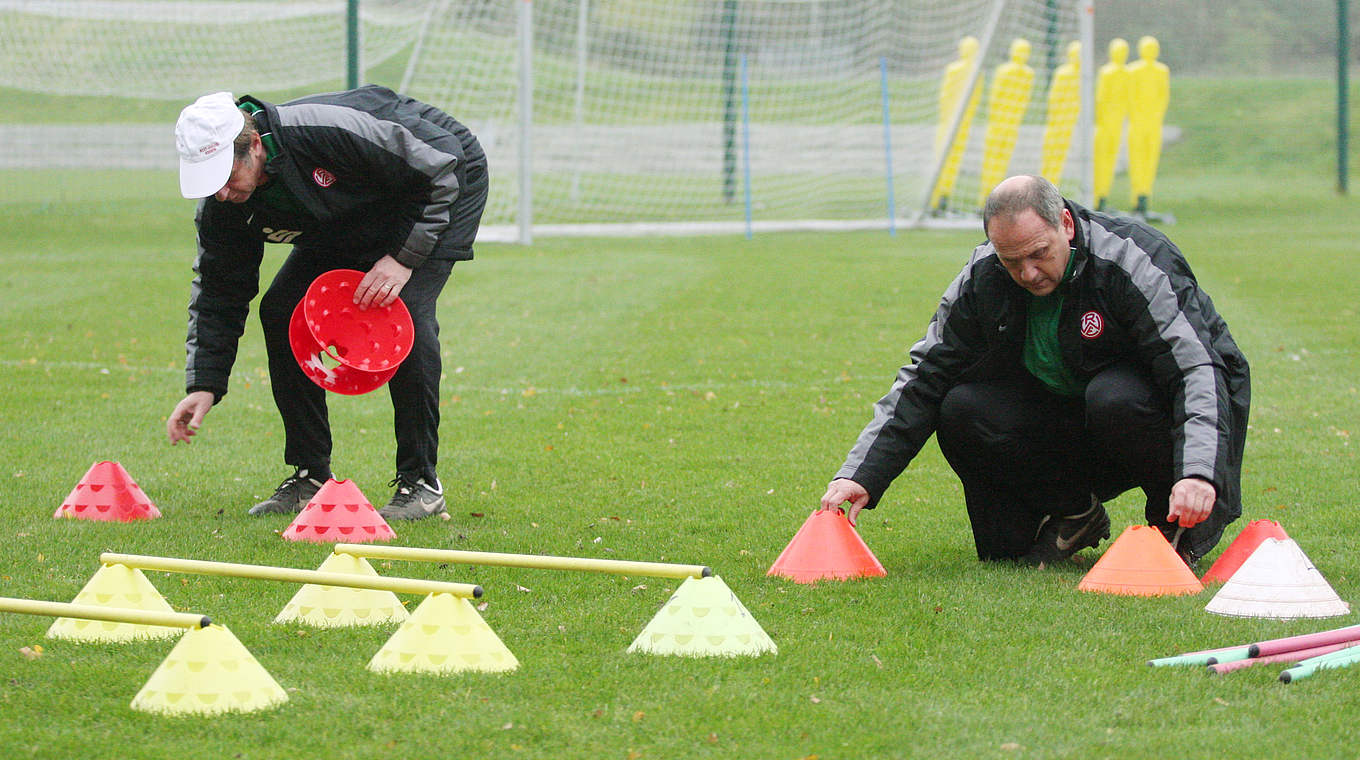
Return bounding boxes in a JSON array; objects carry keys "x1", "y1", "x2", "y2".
[{"x1": 2, "y1": 0, "x2": 1091, "y2": 240}]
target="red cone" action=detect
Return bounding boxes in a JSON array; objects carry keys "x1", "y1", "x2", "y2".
[
  {"x1": 54, "y1": 461, "x2": 162, "y2": 522},
  {"x1": 282, "y1": 479, "x2": 395, "y2": 543},
  {"x1": 1201, "y1": 519, "x2": 1290, "y2": 584},
  {"x1": 767, "y1": 509, "x2": 886, "y2": 583}
]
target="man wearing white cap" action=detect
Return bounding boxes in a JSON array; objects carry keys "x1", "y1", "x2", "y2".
[{"x1": 165, "y1": 86, "x2": 488, "y2": 520}]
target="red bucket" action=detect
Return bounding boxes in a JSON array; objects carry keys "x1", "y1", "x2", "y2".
[{"x1": 288, "y1": 269, "x2": 414, "y2": 395}]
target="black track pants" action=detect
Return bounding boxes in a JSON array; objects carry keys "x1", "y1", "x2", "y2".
[
  {"x1": 935, "y1": 362, "x2": 1214, "y2": 561},
  {"x1": 258, "y1": 252, "x2": 454, "y2": 484}
]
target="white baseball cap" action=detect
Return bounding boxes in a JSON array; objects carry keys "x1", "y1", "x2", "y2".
[{"x1": 175, "y1": 92, "x2": 244, "y2": 198}]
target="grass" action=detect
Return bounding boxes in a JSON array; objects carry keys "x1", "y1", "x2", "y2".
[{"x1": 1, "y1": 78, "x2": 1358, "y2": 758}]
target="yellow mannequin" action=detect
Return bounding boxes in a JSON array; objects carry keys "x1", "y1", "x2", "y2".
[
  {"x1": 977, "y1": 38, "x2": 1035, "y2": 207},
  {"x1": 1040, "y1": 41, "x2": 1081, "y2": 186},
  {"x1": 1127, "y1": 36, "x2": 1169, "y2": 215},
  {"x1": 1093, "y1": 38, "x2": 1130, "y2": 211},
  {"x1": 930, "y1": 36, "x2": 982, "y2": 212}
]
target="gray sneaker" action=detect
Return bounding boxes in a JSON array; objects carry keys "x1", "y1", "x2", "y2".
[
  {"x1": 247, "y1": 469, "x2": 325, "y2": 516},
  {"x1": 379, "y1": 476, "x2": 447, "y2": 520}
]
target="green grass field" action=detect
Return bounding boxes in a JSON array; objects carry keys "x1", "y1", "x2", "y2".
[{"x1": 1, "y1": 77, "x2": 1358, "y2": 758}]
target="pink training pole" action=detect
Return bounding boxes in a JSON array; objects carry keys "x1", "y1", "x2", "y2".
[
  {"x1": 1249, "y1": 623, "x2": 1360, "y2": 658},
  {"x1": 1209, "y1": 642, "x2": 1360, "y2": 675}
]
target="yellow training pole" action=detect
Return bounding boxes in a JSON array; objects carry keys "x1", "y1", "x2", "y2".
[
  {"x1": 334, "y1": 543, "x2": 711, "y2": 580},
  {"x1": 0, "y1": 597, "x2": 210, "y2": 629},
  {"x1": 99, "y1": 553, "x2": 482, "y2": 599}
]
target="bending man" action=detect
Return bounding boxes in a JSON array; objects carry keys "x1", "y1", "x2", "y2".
[{"x1": 166, "y1": 86, "x2": 488, "y2": 520}]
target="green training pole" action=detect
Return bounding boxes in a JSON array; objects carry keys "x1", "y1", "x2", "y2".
[
  {"x1": 347, "y1": 0, "x2": 361, "y2": 89},
  {"x1": 1340, "y1": 0, "x2": 1350, "y2": 194},
  {"x1": 1147, "y1": 645, "x2": 1251, "y2": 667},
  {"x1": 720, "y1": 0, "x2": 738, "y2": 203},
  {"x1": 1280, "y1": 645, "x2": 1360, "y2": 683}
]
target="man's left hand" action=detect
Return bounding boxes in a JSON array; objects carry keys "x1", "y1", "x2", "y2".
[
  {"x1": 356, "y1": 255, "x2": 413, "y2": 309},
  {"x1": 1167, "y1": 477, "x2": 1216, "y2": 528}
]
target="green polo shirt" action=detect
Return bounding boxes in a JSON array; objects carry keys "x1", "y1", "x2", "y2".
[{"x1": 1023, "y1": 250, "x2": 1084, "y2": 397}]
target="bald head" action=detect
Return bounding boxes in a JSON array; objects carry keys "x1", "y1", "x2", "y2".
[{"x1": 982, "y1": 175, "x2": 1065, "y2": 238}]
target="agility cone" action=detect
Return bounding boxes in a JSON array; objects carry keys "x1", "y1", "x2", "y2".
[
  {"x1": 368, "y1": 592, "x2": 518, "y2": 675},
  {"x1": 628, "y1": 575, "x2": 777, "y2": 657},
  {"x1": 47, "y1": 563, "x2": 179, "y2": 642},
  {"x1": 131, "y1": 624, "x2": 287, "y2": 715},
  {"x1": 288, "y1": 269, "x2": 413, "y2": 395},
  {"x1": 1077, "y1": 525, "x2": 1204, "y2": 596},
  {"x1": 1205, "y1": 538, "x2": 1351, "y2": 619},
  {"x1": 282, "y1": 478, "x2": 396, "y2": 544},
  {"x1": 275, "y1": 551, "x2": 410, "y2": 627},
  {"x1": 767, "y1": 509, "x2": 886, "y2": 583},
  {"x1": 1201, "y1": 519, "x2": 1290, "y2": 583},
  {"x1": 53, "y1": 461, "x2": 161, "y2": 522}
]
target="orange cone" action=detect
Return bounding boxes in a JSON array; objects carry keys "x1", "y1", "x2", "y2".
[
  {"x1": 53, "y1": 461, "x2": 162, "y2": 522},
  {"x1": 767, "y1": 509, "x2": 886, "y2": 583},
  {"x1": 1077, "y1": 524, "x2": 1204, "y2": 596},
  {"x1": 282, "y1": 479, "x2": 395, "y2": 544},
  {"x1": 1201, "y1": 519, "x2": 1290, "y2": 584}
]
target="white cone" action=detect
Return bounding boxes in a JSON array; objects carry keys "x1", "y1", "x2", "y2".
[
  {"x1": 628, "y1": 576, "x2": 777, "y2": 657},
  {"x1": 1205, "y1": 538, "x2": 1351, "y2": 619}
]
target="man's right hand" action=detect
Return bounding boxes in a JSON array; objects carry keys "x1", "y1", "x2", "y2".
[
  {"x1": 819, "y1": 478, "x2": 871, "y2": 526},
  {"x1": 166, "y1": 391, "x2": 214, "y2": 444}
]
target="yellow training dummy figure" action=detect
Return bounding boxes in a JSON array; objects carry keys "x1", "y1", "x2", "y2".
[
  {"x1": 930, "y1": 36, "x2": 982, "y2": 213},
  {"x1": 977, "y1": 38, "x2": 1035, "y2": 208},
  {"x1": 1093, "y1": 37, "x2": 1130, "y2": 211},
  {"x1": 1040, "y1": 41, "x2": 1081, "y2": 186},
  {"x1": 1127, "y1": 35, "x2": 1169, "y2": 216}
]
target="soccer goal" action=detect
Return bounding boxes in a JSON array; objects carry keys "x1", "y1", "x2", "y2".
[
  {"x1": 399, "y1": 0, "x2": 1094, "y2": 241},
  {"x1": 1, "y1": 0, "x2": 1093, "y2": 241}
]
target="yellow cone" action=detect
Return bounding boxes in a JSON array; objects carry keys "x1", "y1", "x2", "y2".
[
  {"x1": 274, "y1": 552, "x2": 410, "y2": 627},
  {"x1": 628, "y1": 576, "x2": 777, "y2": 657},
  {"x1": 131, "y1": 625, "x2": 287, "y2": 715},
  {"x1": 47, "y1": 563, "x2": 180, "y2": 642},
  {"x1": 368, "y1": 592, "x2": 518, "y2": 675}
]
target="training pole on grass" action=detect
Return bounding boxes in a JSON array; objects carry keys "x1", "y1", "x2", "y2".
[
  {"x1": 99, "y1": 552, "x2": 482, "y2": 598},
  {"x1": 0, "y1": 597, "x2": 209, "y2": 630},
  {"x1": 334, "y1": 543, "x2": 773, "y2": 657},
  {"x1": 0, "y1": 597, "x2": 286, "y2": 716},
  {"x1": 333, "y1": 543, "x2": 712, "y2": 579}
]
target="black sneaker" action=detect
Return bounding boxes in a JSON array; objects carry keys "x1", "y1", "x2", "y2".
[
  {"x1": 378, "y1": 475, "x2": 447, "y2": 521},
  {"x1": 1157, "y1": 524, "x2": 1203, "y2": 573},
  {"x1": 247, "y1": 468, "x2": 325, "y2": 516},
  {"x1": 1021, "y1": 498, "x2": 1111, "y2": 566}
]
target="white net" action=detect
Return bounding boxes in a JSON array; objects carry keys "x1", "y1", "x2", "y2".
[
  {"x1": 401, "y1": 0, "x2": 1087, "y2": 236},
  {"x1": 0, "y1": 0, "x2": 428, "y2": 97},
  {"x1": 2, "y1": 0, "x2": 1089, "y2": 238}
]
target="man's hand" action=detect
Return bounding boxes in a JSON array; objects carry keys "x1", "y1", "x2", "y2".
[
  {"x1": 167, "y1": 391, "x2": 214, "y2": 444},
  {"x1": 819, "y1": 478, "x2": 871, "y2": 527},
  {"x1": 1167, "y1": 477, "x2": 1216, "y2": 528},
  {"x1": 355, "y1": 255, "x2": 413, "y2": 310}
]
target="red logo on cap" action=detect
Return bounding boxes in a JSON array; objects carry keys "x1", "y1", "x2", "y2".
[
  {"x1": 1080, "y1": 311, "x2": 1104, "y2": 339},
  {"x1": 312, "y1": 168, "x2": 336, "y2": 187}
]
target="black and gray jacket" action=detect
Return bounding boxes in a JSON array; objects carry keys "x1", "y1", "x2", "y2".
[
  {"x1": 835, "y1": 201, "x2": 1250, "y2": 532},
  {"x1": 183, "y1": 85, "x2": 486, "y2": 400}
]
